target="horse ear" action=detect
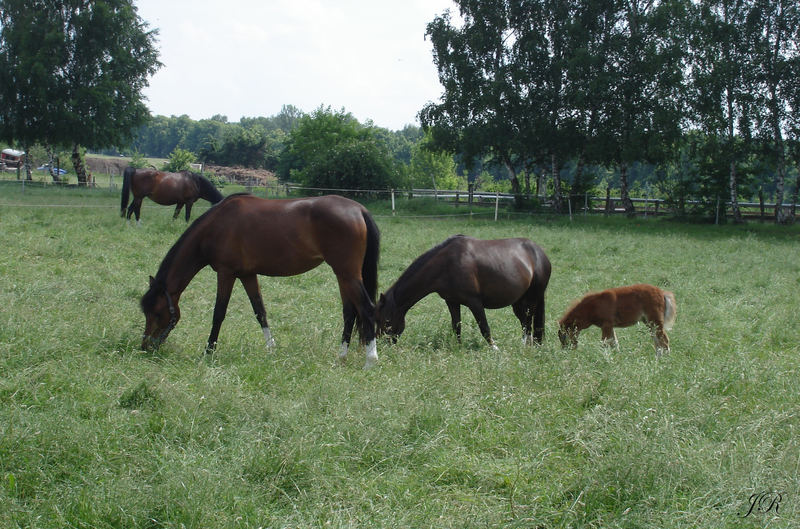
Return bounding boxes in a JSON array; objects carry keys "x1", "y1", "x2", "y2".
[
  {"x1": 149, "y1": 275, "x2": 156, "y2": 286},
  {"x1": 379, "y1": 293, "x2": 386, "y2": 303}
]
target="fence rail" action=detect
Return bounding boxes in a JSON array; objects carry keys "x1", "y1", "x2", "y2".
[{"x1": 1, "y1": 176, "x2": 795, "y2": 222}]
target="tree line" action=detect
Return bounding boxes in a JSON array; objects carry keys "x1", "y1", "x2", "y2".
[
  {"x1": 2, "y1": 0, "x2": 797, "y2": 222},
  {"x1": 420, "y1": 0, "x2": 800, "y2": 222}
]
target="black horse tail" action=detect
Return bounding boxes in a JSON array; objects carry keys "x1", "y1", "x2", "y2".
[
  {"x1": 195, "y1": 173, "x2": 224, "y2": 204},
  {"x1": 361, "y1": 209, "x2": 380, "y2": 303},
  {"x1": 120, "y1": 166, "x2": 134, "y2": 217}
]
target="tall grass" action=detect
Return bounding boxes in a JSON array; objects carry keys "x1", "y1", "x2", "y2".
[{"x1": 1, "y1": 186, "x2": 798, "y2": 528}]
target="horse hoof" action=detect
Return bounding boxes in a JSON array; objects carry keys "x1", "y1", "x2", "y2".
[{"x1": 363, "y1": 356, "x2": 378, "y2": 369}]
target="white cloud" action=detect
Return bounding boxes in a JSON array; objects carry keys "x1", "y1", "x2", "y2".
[{"x1": 136, "y1": 0, "x2": 455, "y2": 130}]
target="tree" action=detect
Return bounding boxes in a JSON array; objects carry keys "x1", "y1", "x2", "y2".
[
  {"x1": 421, "y1": 2, "x2": 527, "y2": 196},
  {"x1": 278, "y1": 107, "x2": 400, "y2": 190},
  {"x1": 407, "y1": 131, "x2": 463, "y2": 190},
  {"x1": 0, "y1": 0, "x2": 161, "y2": 183},
  {"x1": 593, "y1": 0, "x2": 690, "y2": 216},
  {"x1": 162, "y1": 148, "x2": 196, "y2": 172},
  {"x1": 690, "y1": 0, "x2": 757, "y2": 223},
  {"x1": 748, "y1": 0, "x2": 799, "y2": 223}
]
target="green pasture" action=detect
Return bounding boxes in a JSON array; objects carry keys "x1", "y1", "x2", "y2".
[{"x1": 1, "y1": 185, "x2": 798, "y2": 528}]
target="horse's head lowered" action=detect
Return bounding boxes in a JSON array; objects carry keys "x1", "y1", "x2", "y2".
[
  {"x1": 557, "y1": 321, "x2": 578, "y2": 349},
  {"x1": 376, "y1": 292, "x2": 405, "y2": 342},
  {"x1": 140, "y1": 276, "x2": 180, "y2": 351}
]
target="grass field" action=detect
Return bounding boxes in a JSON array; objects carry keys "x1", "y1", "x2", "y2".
[{"x1": 1, "y1": 184, "x2": 798, "y2": 528}]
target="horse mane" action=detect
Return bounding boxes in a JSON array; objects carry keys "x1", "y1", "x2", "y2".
[
  {"x1": 187, "y1": 171, "x2": 224, "y2": 203},
  {"x1": 388, "y1": 235, "x2": 465, "y2": 301},
  {"x1": 559, "y1": 290, "x2": 601, "y2": 324},
  {"x1": 141, "y1": 194, "x2": 240, "y2": 312}
]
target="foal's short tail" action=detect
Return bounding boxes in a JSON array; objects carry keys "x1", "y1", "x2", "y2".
[
  {"x1": 120, "y1": 166, "x2": 134, "y2": 217},
  {"x1": 663, "y1": 290, "x2": 677, "y2": 330}
]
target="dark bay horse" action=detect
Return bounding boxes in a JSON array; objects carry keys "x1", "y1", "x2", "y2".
[
  {"x1": 558, "y1": 284, "x2": 677, "y2": 355},
  {"x1": 140, "y1": 193, "x2": 381, "y2": 367},
  {"x1": 121, "y1": 167, "x2": 224, "y2": 223},
  {"x1": 377, "y1": 235, "x2": 551, "y2": 347}
]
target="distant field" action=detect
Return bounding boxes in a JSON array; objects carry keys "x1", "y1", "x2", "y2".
[{"x1": 1, "y1": 185, "x2": 798, "y2": 528}]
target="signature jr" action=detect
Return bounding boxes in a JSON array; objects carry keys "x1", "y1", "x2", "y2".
[{"x1": 740, "y1": 491, "x2": 784, "y2": 518}]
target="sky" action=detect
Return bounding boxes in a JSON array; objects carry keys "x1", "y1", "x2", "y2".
[{"x1": 134, "y1": 0, "x2": 457, "y2": 131}]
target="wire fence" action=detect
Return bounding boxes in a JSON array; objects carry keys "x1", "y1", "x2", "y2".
[{"x1": 1, "y1": 176, "x2": 796, "y2": 223}]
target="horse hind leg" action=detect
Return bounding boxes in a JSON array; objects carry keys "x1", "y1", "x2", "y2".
[
  {"x1": 336, "y1": 276, "x2": 378, "y2": 369},
  {"x1": 650, "y1": 322, "x2": 670, "y2": 356},
  {"x1": 129, "y1": 197, "x2": 144, "y2": 225},
  {"x1": 339, "y1": 300, "x2": 358, "y2": 363},
  {"x1": 512, "y1": 301, "x2": 533, "y2": 345},
  {"x1": 240, "y1": 275, "x2": 275, "y2": 349}
]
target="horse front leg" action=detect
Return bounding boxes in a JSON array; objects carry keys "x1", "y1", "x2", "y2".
[
  {"x1": 467, "y1": 302, "x2": 497, "y2": 350},
  {"x1": 600, "y1": 323, "x2": 618, "y2": 350},
  {"x1": 337, "y1": 277, "x2": 377, "y2": 369},
  {"x1": 173, "y1": 203, "x2": 183, "y2": 220},
  {"x1": 184, "y1": 201, "x2": 194, "y2": 222},
  {"x1": 446, "y1": 300, "x2": 462, "y2": 341},
  {"x1": 206, "y1": 273, "x2": 236, "y2": 354},
  {"x1": 239, "y1": 274, "x2": 275, "y2": 349}
]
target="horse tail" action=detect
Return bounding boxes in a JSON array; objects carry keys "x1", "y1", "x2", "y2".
[
  {"x1": 120, "y1": 166, "x2": 134, "y2": 217},
  {"x1": 663, "y1": 290, "x2": 677, "y2": 330},
  {"x1": 195, "y1": 173, "x2": 224, "y2": 204},
  {"x1": 361, "y1": 209, "x2": 380, "y2": 303}
]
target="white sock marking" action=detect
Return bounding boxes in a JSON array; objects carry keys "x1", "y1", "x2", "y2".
[
  {"x1": 262, "y1": 327, "x2": 275, "y2": 348},
  {"x1": 364, "y1": 339, "x2": 378, "y2": 369}
]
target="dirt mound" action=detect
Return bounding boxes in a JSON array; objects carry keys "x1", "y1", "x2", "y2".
[
  {"x1": 204, "y1": 164, "x2": 277, "y2": 185},
  {"x1": 86, "y1": 157, "x2": 129, "y2": 176},
  {"x1": 85, "y1": 157, "x2": 277, "y2": 185}
]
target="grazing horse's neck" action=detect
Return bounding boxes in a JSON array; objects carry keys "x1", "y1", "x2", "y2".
[
  {"x1": 390, "y1": 262, "x2": 438, "y2": 316},
  {"x1": 159, "y1": 233, "x2": 208, "y2": 300}
]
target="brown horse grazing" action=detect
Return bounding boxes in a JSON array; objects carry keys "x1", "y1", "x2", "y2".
[
  {"x1": 376, "y1": 235, "x2": 551, "y2": 347},
  {"x1": 139, "y1": 193, "x2": 381, "y2": 368},
  {"x1": 558, "y1": 284, "x2": 677, "y2": 355},
  {"x1": 120, "y1": 167, "x2": 224, "y2": 223}
]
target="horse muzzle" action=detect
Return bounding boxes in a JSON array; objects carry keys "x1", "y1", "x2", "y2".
[{"x1": 141, "y1": 334, "x2": 164, "y2": 352}]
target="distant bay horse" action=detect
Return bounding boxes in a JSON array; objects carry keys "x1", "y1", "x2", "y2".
[
  {"x1": 140, "y1": 193, "x2": 381, "y2": 368},
  {"x1": 377, "y1": 235, "x2": 551, "y2": 347},
  {"x1": 558, "y1": 284, "x2": 677, "y2": 355},
  {"x1": 120, "y1": 167, "x2": 224, "y2": 223}
]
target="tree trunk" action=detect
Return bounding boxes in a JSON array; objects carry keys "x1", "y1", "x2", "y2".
[
  {"x1": 537, "y1": 171, "x2": 546, "y2": 199},
  {"x1": 23, "y1": 144, "x2": 32, "y2": 180},
  {"x1": 46, "y1": 145, "x2": 61, "y2": 183},
  {"x1": 772, "y1": 145, "x2": 788, "y2": 224},
  {"x1": 502, "y1": 155, "x2": 521, "y2": 196},
  {"x1": 551, "y1": 153, "x2": 563, "y2": 213},
  {"x1": 791, "y1": 171, "x2": 799, "y2": 221},
  {"x1": 72, "y1": 143, "x2": 88, "y2": 185},
  {"x1": 728, "y1": 160, "x2": 742, "y2": 223},
  {"x1": 618, "y1": 162, "x2": 635, "y2": 216}
]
